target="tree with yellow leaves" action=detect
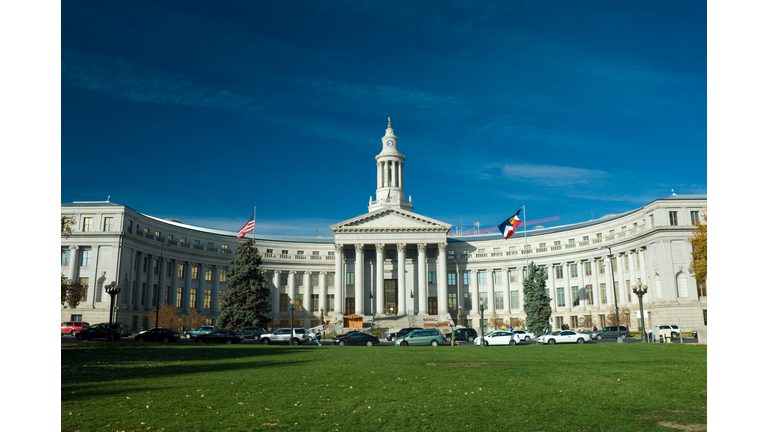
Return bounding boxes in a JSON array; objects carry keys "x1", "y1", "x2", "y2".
[{"x1": 688, "y1": 212, "x2": 707, "y2": 286}]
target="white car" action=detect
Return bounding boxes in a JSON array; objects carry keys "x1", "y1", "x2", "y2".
[
  {"x1": 512, "y1": 330, "x2": 535, "y2": 341},
  {"x1": 473, "y1": 330, "x2": 522, "y2": 346},
  {"x1": 537, "y1": 330, "x2": 591, "y2": 345}
]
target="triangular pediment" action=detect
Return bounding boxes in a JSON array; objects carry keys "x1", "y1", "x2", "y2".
[{"x1": 330, "y1": 208, "x2": 450, "y2": 234}]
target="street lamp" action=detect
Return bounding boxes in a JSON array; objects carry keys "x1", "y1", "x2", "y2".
[
  {"x1": 155, "y1": 243, "x2": 168, "y2": 342},
  {"x1": 598, "y1": 245, "x2": 622, "y2": 343},
  {"x1": 479, "y1": 300, "x2": 485, "y2": 346},
  {"x1": 632, "y1": 283, "x2": 649, "y2": 342},
  {"x1": 105, "y1": 280, "x2": 122, "y2": 341},
  {"x1": 290, "y1": 299, "x2": 299, "y2": 345}
]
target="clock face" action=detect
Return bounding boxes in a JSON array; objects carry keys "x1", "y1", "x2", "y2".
[{"x1": 387, "y1": 140, "x2": 394, "y2": 147}]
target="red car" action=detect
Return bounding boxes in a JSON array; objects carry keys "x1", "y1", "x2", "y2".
[{"x1": 61, "y1": 321, "x2": 90, "y2": 335}]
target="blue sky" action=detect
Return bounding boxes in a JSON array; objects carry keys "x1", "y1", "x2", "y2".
[{"x1": 60, "y1": 1, "x2": 706, "y2": 237}]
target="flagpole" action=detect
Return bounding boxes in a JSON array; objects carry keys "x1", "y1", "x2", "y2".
[{"x1": 253, "y1": 203, "x2": 256, "y2": 240}]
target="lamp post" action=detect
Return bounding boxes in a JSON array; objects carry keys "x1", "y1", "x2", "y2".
[
  {"x1": 105, "y1": 281, "x2": 122, "y2": 341},
  {"x1": 479, "y1": 300, "x2": 485, "y2": 346},
  {"x1": 598, "y1": 245, "x2": 622, "y2": 343},
  {"x1": 290, "y1": 299, "x2": 299, "y2": 345},
  {"x1": 632, "y1": 283, "x2": 649, "y2": 342}
]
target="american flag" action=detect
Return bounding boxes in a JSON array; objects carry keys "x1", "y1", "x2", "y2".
[{"x1": 236, "y1": 213, "x2": 255, "y2": 240}]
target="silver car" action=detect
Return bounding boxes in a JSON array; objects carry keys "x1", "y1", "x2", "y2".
[{"x1": 260, "y1": 328, "x2": 309, "y2": 345}]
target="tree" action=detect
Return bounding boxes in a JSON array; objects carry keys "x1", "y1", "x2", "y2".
[
  {"x1": 157, "y1": 303, "x2": 179, "y2": 329},
  {"x1": 61, "y1": 215, "x2": 75, "y2": 238},
  {"x1": 605, "y1": 306, "x2": 632, "y2": 327},
  {"x1": 182, "y1": 309, "x2": 206, "y2": 330},
  {"x1": 488, "y1": 311, "x2": 502, "y2": 330},
  {"x1": 688, "y1": 212, "x2": 707, "y2": 286},
  {"x1": 216, "y1": 238, "x2": 272, "y2": 330},
  {"x1": 61, "y1": 274, "x2": 86, "y2": 308},
  {"x1": 508, "y1": 317, "x2": 524, "y2": 330},
  {"x1": 523, "y1": 261, "x2": 552, "y2": 336}
]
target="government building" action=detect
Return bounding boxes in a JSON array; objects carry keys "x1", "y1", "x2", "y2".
[{"x1": 61, "y1": 120, "x2": 707, "y2": 334}]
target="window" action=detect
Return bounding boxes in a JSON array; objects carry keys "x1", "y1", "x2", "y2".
[
  {"x1": 80, "y1": 277, "x2": 89, "y2": 302},
  {"x1": 463, "y1": 292, "x2": 472, "y2": 310},
  {"x1": 61, "y1": 249, "x2": 70, "y2": 266},
  {"x1": 478, "y1": 271, "x2": 487, "y2": 285},
  {"x1": 178, "y1": 264, "x2": 185, "y2": 279},
  {"x1": 205, "y1": 269, "x2": 212, "y2": 281},
  {"x1": 509, "y1": 270, "x2": 517, "y2": 283},
  {"x1": 555, "y1": 265, "x2": 563, "y2": 279},
  {"x1": 346, "y1": 272, "x2": 354, "y2": 285},
  {"x1": 280, "y1": 273, "x2": 288, "y2": 286},
  {"x1": 556, "y1": 287, "x2": 565, "y2": 307},
  {"x1": 479, "y1": 292, "x2": 488, "y2": 308},
  {"x1": 598, "y1": 259, "x2": 605, "y2": 275},
  {"x1": 571, "y1": 286, "x2": 579, "y2": 306},
  {"x1": 208, "y1": 242, "x2": 214, "y2": 248},
  {"x1": 328, "y1": 251, "x2": 334, "y2": 256},
  {"x1": 463, "y1": 249, "x2": 471, "y2": 256},
  {"x1": 600, "y1": 283, "x2": 607, "y2": 304},
  {"x1": 167, "y1": 234, "x2": 174, "y2": 240},
  {"x1": 153, "y1": 259, "x2": 159, "y2": 275},
  {"x1": 703, "y1": 310, "x2": 707, "y2": 326},
  {"x1": 103, "y1": 217, "x2": 113, "y2": 231},
  {"x1": 570, "y1": 264, "x2": 578, "y2": 278},
  {"x1": 493, "y1": 271, "x2": 502, "y2": 284},
  {"x1": 295, "y1": 294, "x2": 304, "y2": 312},
  {"x1": 669, "y1": 211, "x2": 678, "y2": 226},
  {"x1": 510, "y1": 290, "x2": 519, "y2": 309},
  {"x1": 312, "y1": 294, "x2": 319, "y2": 311},
  {"x1": 297, "y1": 250, "x2": 304, "y2": 255},
  {"x1": 584, "y1": 262, "x2": 592, "y2": 276},
  {"x1": 80, "y1": 248, "x2": 92, "y2": 266},
  {"x1": 428, "y1": 272, "x2": 437, "y2": 284},
  {"x1": 555, "y1": 317, "x2": 563, "y2": 330},
  {"x1": 569, "y1": 238, "x2": 575, "y2": 244},
  {"x1": 448, "y1": 273, "x2": 456, "y2": 286},
  {"x1": 327, "y1": 273, "x2": 334, "y2": 286},
  {"x1": 609, "y1": 230, "x2": 615, "y2": 236},
  {"x1": 127, "y1": 220, "x2": 133, "y2": 233},
  {"x1": 152, "y1": 284, "x2": 158, "y2": 306},
  {"x1": 345, "y1": 249, "x2": 355, "y2": 259},
  {"x1": 690, "y1": 211, "x2": 700, "y2": 225},
  {"x1": 599, "y1": 315, "x2": 606, "y2": 327},
  {"x1": 311, "y1": 274, "x2": 319, "y2": 286},
  {"x1": 221, "y1": 244, "x2": 228, "y2": 250},
  {"x1": 596, "y1": 233, "x2": 602, "y2": 240},
  {"x1": 180, "y1": 237, "x2": 186, "y2": 243},
  {"x1": 571, "y1": 316, "x2": 579, "y2": 329},
  {"x1": 463, "y1": 271, "x2": 471, "y2": 286},
  {"x1": 176, "y1": 287, "x2": 183, "y2": 308},
  {"x1": 164, "y1": 286, "x2": 170, "y2": 304},
  {"x1": 204, "y1": 290, "x2": 211, "y2": 309},
  {"x1": 586, "y1": 285, "x2": 594, "y2": 305},
  {"x1": 156, "y1": 231, "x2": 161, "y2": 237},
  {"x1": 538, "y1": 243, "x2": 546, "y2": 248},
  {"x1": 326, "y1": 294, "x2": 335, "y2": 311},
  {"x1": 494, "y1": 291, "x2": 503, "y2": 309},
  {"x1": 190, "y1": 289, "x2": 197, "y2": 309},
  {"x1": 448, "y1": 293, "x2": 457, "y2": 310},
  {"x1": 279, "y1": 293, "x2": 288, "y2": 312},
  {"x1": 448, "y1": 250, "x2": 455, "y2": 258},
  {"x1": 312, "y1": 251, "x2": 319, "y2": 256},
  {"x1": 611, "y1": 257, "x2": 617, "y2": 272},
  {"x1": 166, "y1": 264, "x2": 172, "y2": 277},
  {"x1": 582, "y1": 236, "x2": 589, "y2": 242},
  {"x1": 427, "y1": 248, "x2": 437, "y2": 258},
  {"x1": 297, "y1": 274, "x2": 303, "y2": 286},
  {"x1": 192, "y1": 266, "x2": 199, "y2": 279},
  {"x1": 82, "y1": 217, "x2": 92, "y2": 232},
  {"x1": 194, "y1": 240, "x2": 201, "y2": 245},
  {"x1": 635, "y1": 253, "x2": 640, "y2": 267},
  {"x1": 554, "y1": 241, "x2": 561, "y2": 246},
  {"x1": 478, "y1": 248, "x2": 485, "y2": 254},
  {"x1": 144, "y1": 227, "x2": 150, "y2": 233}
]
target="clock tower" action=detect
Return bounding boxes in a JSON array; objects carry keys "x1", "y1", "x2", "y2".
[{"x1": 368, "y1": 118, "x2": 413, "y2": 212}]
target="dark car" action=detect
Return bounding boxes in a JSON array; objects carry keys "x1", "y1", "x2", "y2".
[
  {"x1": 75, "y1": 323, "x2": 121, "y2": 341},
  {"x1": 134, "y1": 327, "x2": 181, "y2": 343},
  {"x1": 110, "y1": 322, "x2": 132, "y2": 337},
  {"x1": 333, "y1": 332, "x2": 380, "y2": 346},
  {"x1": 195, "y1": 329, "x2": 244, "y2": 344},
  {"x1": 387, "y1": 327, "x2": 422, "y2": 342},
  {"x1": 442, "y1": 328, "x2": 478, "y2": 343},
  {"x1": 591, "y1": 326, "x2": 630, "y2": 340},
  {"x1": 184, "y1": 325, "x2": 217, "y2": 339},
  {"x1": 241, "y1": 327, "x2": 266, "y2": 340}
]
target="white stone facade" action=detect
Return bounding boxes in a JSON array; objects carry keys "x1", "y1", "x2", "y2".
[{"x1": 61, "y1": 121, "x2": 707, "y2": 332}]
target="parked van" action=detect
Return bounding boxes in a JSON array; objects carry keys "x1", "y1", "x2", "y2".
[
  {"x1": 395, "y1": 329, "x2": 443, "y2": 346},
  {"x1": 590, "y1": 326, "x2": 629, "y2": 340}
]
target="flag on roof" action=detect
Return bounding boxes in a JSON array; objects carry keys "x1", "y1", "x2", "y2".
[
  {"x1": 498, "y1": 208, "x2": 522, "y2": 240},
  {"x1": 236, "y1": 213, "x2": 255, "y2": 240}
]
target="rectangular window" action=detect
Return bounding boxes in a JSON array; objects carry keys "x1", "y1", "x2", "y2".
[
  {"x1": 690, "y1": 211, "x2": 699, "y2": 225},
  {"x1": 346, "y1": 272, "x2": 354, "y2": 285},
  {"x1": 463, "y1": 292, "x2": 472, "y2": 310},
  {"x1": 569, "y1": 238, "x2": 575, "y2": 244},
  {"x1": 495, "y1": 291, "x2": 503, "y2": 309},
  {"x1": 312, "y1": 294, "x2": 319, "y2": 311},
  {"x1": 510, "y1": 290, "x2": 519, "y2": 309},
  {"x1": 153, "y1": 259, "x2": 159, "y2": 275},
  {"x1": 555, "y1": 317, "x2": 563, "y2": 330},
  {"x1": 221, "y1": 244, "x2": 227, "y2": 250},
  {"x1": 204, "y1": 290, "x2": 211, "y2": 309},
  {"x1": 448, "y1": 250, "x2": 455, "y2": 258},
  {"x1": 509, "y1": 269, "x2": 517, "y2": 283},
  {"x1": 205, "y1": 269, "x2": 212, "y2": 281},
  {"x1": 127, "y1": 220, "x2": 133, "y2": 233},
  {"x1": 217, "y1": 271, "x2": 225, "y2": 282},
  {"x1": 328, "y1": 251, "x2": 334, "y2": 256},
  {"x1": 599, "y1": 314, "x2": 606, "y2": 327},
  {"x1": 144, "y1": 227, "x2": 150, "y2": 233},
  {"x1": 586, "y1": 284, "x2": 594, "y2": 305},
  {"x1": 61, "y1": 249, "x2": 70, "y2": 266},
  {"x1": 570, "y1": 264, "x2": 578, "y2": 278},
  {"x1": 103, "y1": 217, "x2": 113, "y2": 231},
  {"x1": 479, "y1": 292, "x2": 488, "y2": 308},
  {"x1": 295, "y1": 294, "x2": 304, "y2": 312},
  {"x1": 571, "y1": 286, "x2": 579, "y2": 306},
  {"x1": 152, "y1": 284, "x2": 158, "y2": 307},
  {"x1": 327, "y1": 273, "x2": 334, "y2": 287},
  {"x1": 669, "y1": 211, "x2": 678, "y2": 226},
  {"x1": 208, "y1": 242, "x2": 214, "y2": 248},
  {"x1": 80, "y1": 248, "x2": 92, "y2": 266},
  {"x1": 194, "y1": 240, "x2": 201, "y2": 245},
  {"x1": 463, "y1": 272, "x2": 471, "y2": 286},
  {"x1": 79, "y1": 277, "x2": 89, "y2": 302},
  {"x1": 448, "y1": 293, "x2": 457, "y2": 310},
  {"x1": 176, "y1": 287, "x2": 183, "y2": 308},
  {"x1": 493, "y1": 271, "x2": 501, "y2": 285},
  {"x1": 82, "y1": 217, "x2": 92, "y2": 232},
  {"x1": 703, "y1": 310, "x2": 707, "y2": 325},
  {"x1": 167, "y1": 234, "x2": 174, "y2": 241},
  {"x1": 178, "y1": 264, "x2": 185, "y2": 279},
  {"x1": 448, "y1": 273, "x2": 456, "y2": 286},
  {"x1": 554, "y1": 241, "x2": 561, "y2": 246},
  {"x1": 279, "y1": 293, "x2": 288, "y2": 312},
  {"x1": 478, "y1": 271, "x2": 487, "y2": 285},
  {"x1": 463, "y1": 249, "x2": 470, "y2": 256},
  {"x1": 600, "y1": 283, "x2": 607, "y2": 304},
  {"x1": 180, "y1": 237, "x2": 186, "y2": 243},
  {"x1": 584, "y1": 262, "x2": 592, "y2": 277},
  {"x1": 555, "y1": 265, "x2": 564, "y2": 279},
  {"x1": 478, "y1": 249, "x2": 485, "y2": 254},
  {"x1": 556, "y1": 287, "x2": 565, "y2": 307},
  {"x1": 428, "y1": 272, "x2": 437, "y2": 284},
  {"x1": 325, "y1": 294, "x2": 335, "y2": 311},
  {"x1": 598, "y1": 259, "x2": 605, "y2": 275},
  {"x1": 280, "y1": 273, "x2": 288, "y2": 287},
  {"x1": 571, "y1": 316, "x2": 579, "y2": 329},
  {"x1": 611, "y1": 257, "x2": 617, "y2": 272},
  {"x1": 156, "y1": 231, "x2": 162, "y2": 237},
  {"x1": 164, "y1": 286, "x2": 170, "y2": 304},
  {"x1": 191, "y1": 266, "x2": 198, "y2": 280},
  {"x1": 190, "y1": 289, "x2": 197, "y2": 309}
]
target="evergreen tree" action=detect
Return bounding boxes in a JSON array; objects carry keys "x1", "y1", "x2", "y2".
[
  {"x1": 523, "y1": 261, "x2": 552, "y2": 336},
  {"x1": 217, "y1": 239, "x2": 272, "y2": 330}
]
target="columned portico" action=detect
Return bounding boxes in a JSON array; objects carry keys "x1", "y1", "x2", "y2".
[{"x1": 397, "y1": 243, "x2": 406, "y2": 315}]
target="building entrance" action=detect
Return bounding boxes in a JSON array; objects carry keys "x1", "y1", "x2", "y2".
[
  {"x1": 384, "y1": 279, "x2": 397, "y2": 315},
  {"x1": 345, "y1": 298, "x2": 355, "y2": 316},
  {"x1": 428, "y1": 297, "x2": 437, "y2": 315}
]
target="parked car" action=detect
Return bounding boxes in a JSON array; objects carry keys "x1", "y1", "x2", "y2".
[
  {"x1": 241, "y1": 327, "x2": 266, "y2": 340},
  {"x1": 260, "y1": 328, "x2": 309, "y2": 345},
  {"x1": 134, "y1": 327, "x2": 181, "y2": 343},
  {"x1": 61, "y1": 321, "x2": 90, "y2": 335},
  {"x1": 474, "y1": 330, "x2": 522, "y2": 346},
  {"x1": 75, "y1": 323, "x2": 120, "y2": 341},
  {"x1": 184, "y1": 325, "x2": 217, "y2": 339},
  {"x1": 333, "y1": 332, "x2": 380, "y2": 346},
  {"x1": 395, "y1": 329, "x2": 442, "y2": 346},
  {"x1": 195, "y1": 329, "x2": 244, "y2": 344},
  {"x1": 590, "y1": 326, "x2": 629, "y2": 340},
  {"x1": 110, "y1": 322, "x2": 132, "y2": 337},
  {"x1": 387, "y1": 327, "x2": 422, "y2": 342},
  {"x1": 537, "y1": 330, "x2": 591, "y2": 345},
  {"x1": 658, "y1": 325, "x2": 681, "y2": 339},
  {"x1": 512, "y1": 330, "x2": 535, "y2": 341},
  {"x1": 442, "y1": 328, "x2": 478, "y2": 343}
]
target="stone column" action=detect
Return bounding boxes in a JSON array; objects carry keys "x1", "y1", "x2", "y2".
[
  {"x1": 503, "y1": 268, "x2": 511, "y2": 313},
  {"x1": 616, "y1": 254, "x2": 627, "y2": 306},
  {"x1": 134, "y1": 252, "x2": 144, "y2": 309},
  {"x1": 417, "y1": 243, "x2": 428, "y2": 314},
  {"x1": 196, "y1": 264, "x2": 205, "y2": 312},
  {"x1": 578, "y1": 261, "x2": 586, "y2": 310},
  {"x1": 376, "y1": 244, "x2": 385, "y2": 315},
  {"x1": 145, "y1": 255, "x2": 154, "y2": 311},
  {"x1": 564, "y1": 263, "x2": 573, "y2": 312},
  {"x1": 183, "y1": 261, "x2": 192, "y2": 312},
  {"x1": 68, "y1": 246, "x2": 79, "y2": 283},
  {"x1": 397, "y1": 243, "x2": 406, "y2": 315},
  {"x1": 212, "y1": 265, "x2": 220, "y2": 313},
  {"x1": 638, "y1": 248, "x2": 649, "y2": 301},
  {"x1": 288, "y1": 271, "x2": 296, "y2": 308},
  {"x1": 355, "y1": 244, "x2": 364, "y2": 315},
  {"x1": 335, "y1": 244, "x2": 344, "y2": 314},
  {"x1": 272, "y1": 270, "x2": 281, "y2": 316},
  {"x1": 158, "y1": 259, "x2": 167, "y2": 305},
  {"x1": 319, "y1": 271, "x2": 327, "y2": 315},
  {"x1": 437, "y1": 243, "x2": 448, "y2": 315},
  {"x1": 400, "y1": 161, "x2": 404, "y2": 189},
  {"x1": 170, "y1": 260, "x2": 179, "y2": 310},
  {"x1": 471, "y1": 269, "x2": 479, "y2": 315},
  {"x1": 303, "y1": 272, "x2": 311, "y2": 314}
]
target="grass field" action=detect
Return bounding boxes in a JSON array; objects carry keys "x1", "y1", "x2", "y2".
[{"x1": 61, "y1": 342, "x2": 706, "y2": 431}]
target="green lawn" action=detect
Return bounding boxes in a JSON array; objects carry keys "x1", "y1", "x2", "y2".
[{"x1": 62, "y1": 342, "x2": 706, "y2": 431}]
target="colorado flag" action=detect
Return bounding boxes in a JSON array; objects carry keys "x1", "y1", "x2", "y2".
[{"x1": 498, "y1": 208, "x2": 522, "y2": 240}]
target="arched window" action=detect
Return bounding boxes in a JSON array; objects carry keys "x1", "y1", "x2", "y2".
[{"x1": 676, "y1": 272, "x2": 689, "y2": 298}]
